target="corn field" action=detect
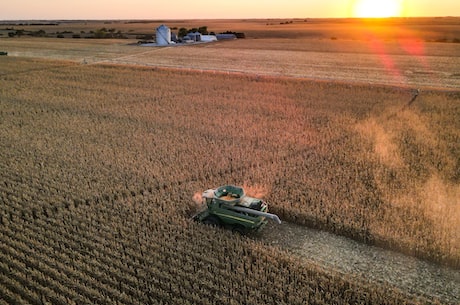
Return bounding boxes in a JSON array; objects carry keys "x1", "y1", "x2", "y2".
[{"x1": 0, "y1": 56, "x2": 458, "y2": 304}]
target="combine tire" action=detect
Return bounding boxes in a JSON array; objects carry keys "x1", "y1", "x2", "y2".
[
  {"x1": 232, "y1": 226, "x2": 247, "y2": 235},
  {"x1": 203, "y1": 216, "x2": 220, "y2": 227}
]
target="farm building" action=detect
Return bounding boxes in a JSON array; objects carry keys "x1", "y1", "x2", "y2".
[
  {"x1": 185, "y1": 32, "x2": 202, "y2": 42},
  {"x1": 156, "y1": 24, "x2": 172, "y2": 46},
  {"x1": 139, "y1": 25, "x2": 241, "y2": 46},
  {"x1": 201, "y1": 35, "x2": 217, "y2": 42},
  {"x1": 216, "y1": 33, "x2": 237, "y2": 40}
]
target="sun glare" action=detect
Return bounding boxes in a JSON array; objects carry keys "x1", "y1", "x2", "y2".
[{"x1": 353, "y1": 0, "x2": 402, "y2": 18}]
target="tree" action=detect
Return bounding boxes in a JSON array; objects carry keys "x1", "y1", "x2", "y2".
[
  {"x1": 198, "y1": 26, "x2": 208, "y2": 35},
  {"x1": 94, "y1": 28, "x2": 107, "y2": 38},
  {"x1": 178, "y1": 28, "x2": 188, "y2": 38},
  {"x1": 15, "y1": 29, "x2": 25, "y2": 37}
]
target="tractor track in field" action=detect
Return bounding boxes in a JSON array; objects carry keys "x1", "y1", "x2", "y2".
[{"x1": 254, "y1": 221, "x2": 459, "y2": 304}]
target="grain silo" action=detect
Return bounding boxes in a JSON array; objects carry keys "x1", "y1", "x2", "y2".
[{"x1": 156, "y1": 24, "x2": 171, "y2": 46}]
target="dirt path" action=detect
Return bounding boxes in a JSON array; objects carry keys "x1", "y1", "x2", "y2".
[{"x1": 255, "y1": 222, "x2": 460, "y2": 304}]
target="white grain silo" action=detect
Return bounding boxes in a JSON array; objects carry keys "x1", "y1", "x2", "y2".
[{"x1": 156, "y1": 24, "x2": 171, "y2": 46}]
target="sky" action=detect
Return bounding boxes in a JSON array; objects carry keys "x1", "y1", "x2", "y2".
[{"x1": 1, "y1": 0, "x2": 460, "y2": 20}]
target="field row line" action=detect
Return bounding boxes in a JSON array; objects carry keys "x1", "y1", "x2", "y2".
[
  {"x1": 0, "y1": 241, "x2": 97, "y2": 305},
  {"x1": 0, "y1": 220, "x2": 148, "y2": 304},
  {"x1": 0, "y1": 260, "x2": 46, "y2": 305},
  {"x1": 0, "y1": 197, "x2": 243, "y2": 302}
]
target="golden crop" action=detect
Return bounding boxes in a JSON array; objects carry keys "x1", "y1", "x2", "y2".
[{"x1": 1, "y1": 56, "x2": 457, "y2": 304}]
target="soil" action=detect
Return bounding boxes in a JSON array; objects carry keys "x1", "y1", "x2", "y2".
[{"x1": 255, "y1": 222, "x2": 460, "y2": 304}]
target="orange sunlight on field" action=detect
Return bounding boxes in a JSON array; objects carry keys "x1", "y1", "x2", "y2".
[{"x1": 350, "y1": 18, "x2": 440, "y2": 87}]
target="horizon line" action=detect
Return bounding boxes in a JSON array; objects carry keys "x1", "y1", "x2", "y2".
[{"x1": 1, "y1": 15, "x2": 459, "y2": 21}]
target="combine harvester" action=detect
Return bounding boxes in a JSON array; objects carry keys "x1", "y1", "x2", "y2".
[{"x1": 193, "y1": 185, "x2": 281, "y2": 234}]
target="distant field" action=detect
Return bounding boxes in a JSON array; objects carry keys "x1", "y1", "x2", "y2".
[
  {"x1": 2, "y1": 17, "x2": 460, "y2": 40},
  {"x1": 1, "y1": 18, "x2": 460, "y2": 89},
  {"x1": 0, "y1": 18, "x2": 459, "y2": 304}
]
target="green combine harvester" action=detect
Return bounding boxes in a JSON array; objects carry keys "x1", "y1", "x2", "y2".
[{"x1": 193, "y1": 185, "x2": 281, "y2": 234}]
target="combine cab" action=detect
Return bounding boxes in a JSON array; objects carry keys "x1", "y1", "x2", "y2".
[{"x1": 193, "y1": 185, "x2": 281, "y2": 234}]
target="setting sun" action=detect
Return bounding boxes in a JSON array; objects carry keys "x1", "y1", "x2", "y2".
[{"x1": 353, "y1": 0, "x2": 403, "y2": 18}]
